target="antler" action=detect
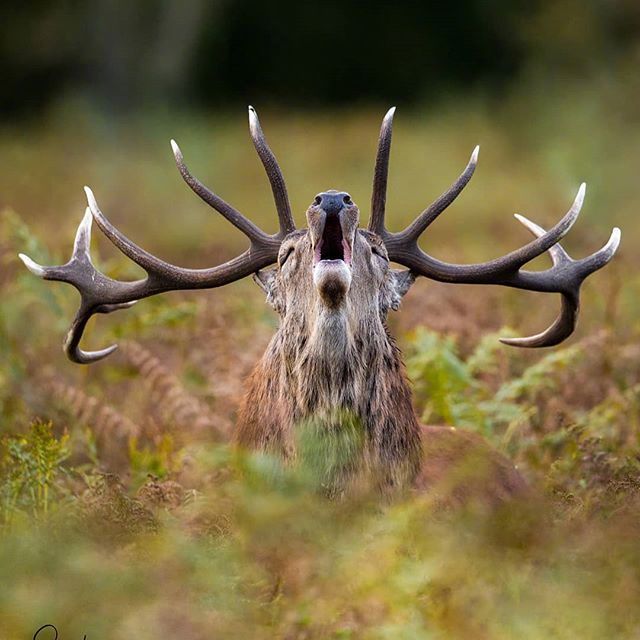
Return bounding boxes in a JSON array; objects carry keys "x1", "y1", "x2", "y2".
[
  {"x1": 19, "y1": 108, "x2": 294, "y2": 364},
  {"x1": 248, "y1": 106, "x2": 296, "y2": 236},
  {"x1": 369, "y1": 108, "x2": 621, "y2": 347}
]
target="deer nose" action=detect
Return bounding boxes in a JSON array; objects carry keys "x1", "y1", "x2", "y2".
[{"x1": 313, "y1": 191, "x2": 353, "y2": 215}]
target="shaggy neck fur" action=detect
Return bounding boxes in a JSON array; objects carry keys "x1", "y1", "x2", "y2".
[{"x1": 237, "y1": 285, "x2": 423, "y2": 491}]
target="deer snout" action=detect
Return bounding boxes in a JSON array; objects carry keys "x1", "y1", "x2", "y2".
[
  {"x1": 309, "y1": 191, "x2": 355, "y2": 308},
  {"x1": 308, "y1": 190, "x2": 358, "y2": 270},
  {"x1": 313, "y1": 191, "x2": 353, "y2": 216}
]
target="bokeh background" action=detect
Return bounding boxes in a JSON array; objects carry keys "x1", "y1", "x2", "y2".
[
  {"x1": 1, "y1": 2, "x2": 640, "y2": 638},
  {"x1": 3, "y1": 0, "x2": 640, "y2": 114}
]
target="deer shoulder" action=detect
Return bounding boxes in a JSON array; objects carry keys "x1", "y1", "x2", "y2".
[{"x1": 415, "y1": 426, "x2": 529, "y2": 507}]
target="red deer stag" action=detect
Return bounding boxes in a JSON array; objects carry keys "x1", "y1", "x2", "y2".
[{"x1": 20, "y1": 108, "x2": 620, "y2": 502}]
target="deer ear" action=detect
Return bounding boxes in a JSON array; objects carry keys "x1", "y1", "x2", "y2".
[
  {"x1": 253, "y1": 269, "x2": 276, "y2": 293},
  {"x1": 386, "y1": 269, "x2": 415, "y2": 311},
  {"x1": 253, "y1": 269, "x2": 284, "y2": 312}
]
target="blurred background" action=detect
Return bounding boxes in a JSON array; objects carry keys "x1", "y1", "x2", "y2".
[
  {"x1": 1, "y1": 0, "x2": 638, "y2": 357},
  {"x1": 2, "y1": 0, "x2": 640, "y2": 115},
  {"x1": 1, "y1": 0, "x2": 639, "y2": 248},
  {"x1": 2, "y1": 2, "x2": 640, "y2": 638}
]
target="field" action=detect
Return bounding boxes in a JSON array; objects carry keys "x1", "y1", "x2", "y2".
[{"x1": 1, "y1": 77, "x2": 640, "y2": 638}]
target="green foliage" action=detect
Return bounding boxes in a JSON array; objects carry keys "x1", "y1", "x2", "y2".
[
  {"x1": 128, "y1": 435, "x2": 176, "y2": 486},
  {"x1": 296, "y1": 410, "x2": 367, "y2": 496},
  {"x1": 544, "y1": 382, "x2": 640, "y2": 510},
  {"x1": 113, "y1": 299, "x2": 201, "y2": 341},
  {"x1": 0, "y1": 420, "x2": 70, "y2": 527},
  {"x1": 406, "y1": 327, "x2": 582, "y2": 441},
  {"x1": 0, "y1": 436, "x2": 638, "y2": 639}
]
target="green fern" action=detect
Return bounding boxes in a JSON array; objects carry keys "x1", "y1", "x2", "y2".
[
  {"x1": 128, "y1": 434, "x2": 176, "y2": 486},
  {"x1": 406, "y1": 328, "x2": 583, "y2": 442},
  {"x1": 0, "y1": 421, "x2": 70, "y2": 528}
]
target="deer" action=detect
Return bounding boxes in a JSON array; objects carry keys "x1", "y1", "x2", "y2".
[{"x1": 19, "y1": 107, "x2": 620, "y2": 504}]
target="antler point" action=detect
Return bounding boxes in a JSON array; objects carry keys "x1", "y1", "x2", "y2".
[
  {"x1": 382, "y1": 107, "x2": 396, "y2": 126},
  {"x1": 74, "y1": 208, "x2": 94, "y2": 250},
  {"x1": 170, "y1": 139, "x2": 182, "y2": 159},
  {"x1": 248, "y1": 106, "x2": 259, "y2": 132},
  {"x1": 512, "y1": 213, "x2": 546, "y2": 239},
  {"x1": 18, "y1": 253, "x2": 46, "y2": 277},
  {"x1": 607, "y1": 227, "x2": 622, "y2": 253},
  {"x1": 69, "y1": 343, "x2": 120, "y2": 365},
  {"x1": 577, "y1": 182, "x2": 586, "y2": 201},
  {"x1": 84, "y1": 185, "x2": 95, "y2": 203}
]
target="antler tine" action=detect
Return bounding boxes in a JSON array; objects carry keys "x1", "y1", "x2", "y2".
[
  {"x1": 84, "y1": 186, "x2": 279, "y2": 285},
  {"x1": 499, "y1": 215, "x2": 620, "y2": 347},
  {"x1": 386, "y1": 183, "x2": 586, "y2": 282},
  {"x1": 170, "y1": 140, "x2": 273, "y2": 247},
  {"x1": 575, "y1": 225, "x2": 621, "y2": 275},
  {"x1": 64, "y1": 306, "x2": 119, "y2": 364},
  {"x1": 512, "y1": 213, "x2": 571, "y2": 263},
  {"x1": 392, "y1": 145, "x2": 479, "y2": 244},
  {"x1": 368, "y1": 108, "x2": 478, "y2": 241},
  {"x1": 248, "y1": 106, "x2": 296, "y2": 237},
  {"x1": 19, "y1": 208, "x2": 96, "y2": 284},
  {"x1": 368, "y1": 106, "x2": 396, "y2": 235},
  {"x1": 19, "y1": 209, "x2": 138, "y2": 363},
  {"x1": 20, "y1": 107, "x2": 297, "y2": 364},
  {"x1": 20, "y1": 177, "x2": 285, "y2": 363},
  {"x1": 385, "y1": 173, "x2": 619, "y2": 347},
  {"x1": 500, "y1": 294, "x2": 579, "y2": 349},
  {"x1": 499, "y1": 212, "x2": 577, "y2": 348}
]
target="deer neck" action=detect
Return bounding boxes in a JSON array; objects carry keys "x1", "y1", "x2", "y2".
[
  {"x1": 296, "y1": 305, "x2": 354, "y2": 407},
  {"x1": 238, "y1": 297, "x2": 423, "y2": 488}
]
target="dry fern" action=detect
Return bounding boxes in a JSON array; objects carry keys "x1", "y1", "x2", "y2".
[
  {"x1": 120, "y1": 340, "x2": 224, "y2": 440},
  {"x1": 38, "y1": 372, "x2": 139, "y2": 468}
]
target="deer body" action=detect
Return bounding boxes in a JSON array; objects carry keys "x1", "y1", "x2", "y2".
[
  {"x1": 236, "y1": 228, "x2": 525, "y2": 500},
  {"x1": 21, "y1": 107, "x2": 619, "y2": 503}
]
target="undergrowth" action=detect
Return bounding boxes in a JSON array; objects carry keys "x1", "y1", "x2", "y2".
[
  {"x1": 0, "y1": 421, "x2": 70, "y2": 527},
  {"x1": 1, "y1": 95, "x2": 639, "y2": 637},
  {"x1": 0, "y1": 322, "x2": 638, "y2": 638}
]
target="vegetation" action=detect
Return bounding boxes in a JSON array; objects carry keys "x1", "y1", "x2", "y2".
[{"x1": 1, "y1": 77, "x2": 639, "y2": 637}]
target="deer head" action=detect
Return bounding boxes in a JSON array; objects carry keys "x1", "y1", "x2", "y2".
[{"x1": 19, "y1": 106, "x2": 620, "y2": 364}]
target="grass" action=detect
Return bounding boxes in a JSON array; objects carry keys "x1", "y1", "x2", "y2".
[{"x1": 1, "y1": 74, "x2": 639, "y2": 638}]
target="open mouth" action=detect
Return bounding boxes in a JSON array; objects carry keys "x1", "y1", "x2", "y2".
[{"x1": 314, "y1": 212, "x2": 352, "y2": 266}]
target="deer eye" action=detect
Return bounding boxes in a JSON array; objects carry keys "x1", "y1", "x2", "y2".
[
  {"x1": 371, "y1": 246, "x2": 388, "y2": 262},
  {"x1": 279, "y1": 246, "x2": 295, "y2": 267}
]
